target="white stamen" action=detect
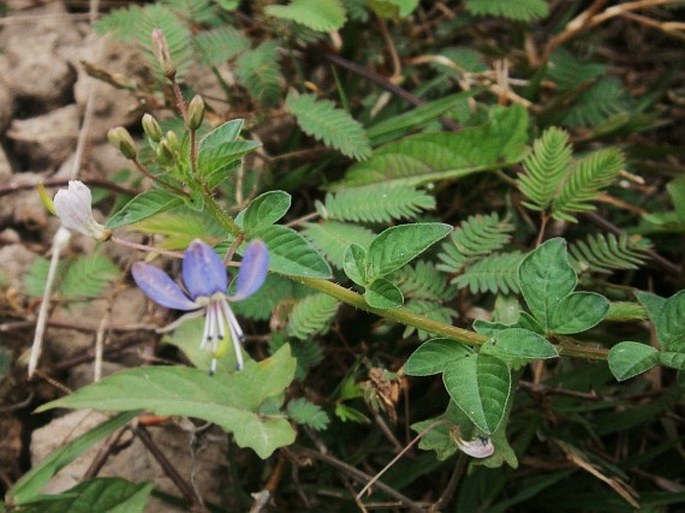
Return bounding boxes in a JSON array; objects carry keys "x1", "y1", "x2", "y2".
[
  {"x1": 220, "y1": 299, "x2": 244, "y2": 370},
  {"x1": 200, "y1": 301, "x2": 213, "y2": 350}
]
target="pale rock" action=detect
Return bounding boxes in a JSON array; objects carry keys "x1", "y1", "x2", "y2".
[
  {"x1": 0, "y1": 3, "x2": 81, "y2": 108},
  {"x1": 8, "y1": 105, "x2": 81, "y2": 169},
  {"x1": 0, "y1": 243, "x2": 37, "y2": 291},
  {"x1": 73, "y1": 34, "x2": 149, "y2": 140},
  {"x1": 31, "y1": 410, "x2": 229, "y2": 512},
  {"x1": 0, "y1": 172, "x2": 50, "y2": 229}
]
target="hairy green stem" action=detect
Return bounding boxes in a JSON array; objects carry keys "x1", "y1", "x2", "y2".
[
  {"x1": 202, "y1": 190, "x2": 242, "y2": 237},
  {"x1": 295, "y1": 277, "x2": 610, "y2": 361}
]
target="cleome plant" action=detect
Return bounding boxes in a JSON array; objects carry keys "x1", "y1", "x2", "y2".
[{"x1": 3, "y1": 1, "x2": 685, "y2": 512}]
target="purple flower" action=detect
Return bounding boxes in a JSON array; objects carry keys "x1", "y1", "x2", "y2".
[{"x1": 132, "y1": 239, "x2": 269, "y2": 373}]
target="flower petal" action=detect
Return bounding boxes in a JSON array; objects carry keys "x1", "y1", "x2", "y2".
[
  {"x1": 182, "y1": 239, "x2": 228, "y2": 299},
  {"x1": 132, "y1": 262, "x2": 199, "y2": 311},
  {"x1": 232, "y1": 239, "x2": 269, "y2": 300},
  {"x1": 457, "y1": 436, "x2": 495, "y2": 458},
  {"x1": 53, "y1": 181, "x2": 110, "y2": 240}
]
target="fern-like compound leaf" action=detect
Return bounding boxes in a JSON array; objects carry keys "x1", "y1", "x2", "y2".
[
  {"x1": 231, "y1": 274, "x2": 294, "y2": 321},
  {"x1": 287, "y1": 293, "x2": 341, "y2": 340},
  {"x1": 97, "y1": 4, "x2": 193, "y2": 80},
  {"x1": 561, "y1": 77, "x2": 630, "y2": 127},
  {"x1": 193, "y1": 27, "x2": 250, "y2": 66},
  {"x1": 547, "y1": 49, "x2": 607, "y2": 91},
  {"x1": 465, "y1": 0, "x2": 549, "y2": 21},
  {"x1": 266, "y1": 0, "x2": 346, "y2": 31},
  {"x1": 286, "y1": 92, "x2": 372, "y2": 160},
  {"x1": 235, "y1": 42, "x2": 283, "y2": 106},
  {"x1": 316, "y1": 184, "x2": 435, "y2": 224},
  {"x1": 392, "y1": 261, "x2": 457, "y2": 301},
  {"x1": 552, "y1": 148, "x2": 624, "y2": 222},
  {"x1": 287, "y1": 398, "x2": 330, "y2": 431},
  {"x1": 452, "y1": 251, "x2": 524, "y2": 295},
  {"x1": 518, "y1": 127, "x2": 572, "y2": 211},
  {"x1": 437, "y1": 213, "x2": 514, "y2": 275},
  {"x1": 569, "y1": 233, "x2": 653, "y2": 274},
  {"x1": 303, "y1": 221, "x2": 376, "y2": 269}
]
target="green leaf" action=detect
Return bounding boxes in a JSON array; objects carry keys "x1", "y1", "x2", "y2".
[
  {"x1": 452, "y1": 251, "x2": 524, "y2": 295},
  {"x1": 59, "y1": 255, "x2": 120, "y2": 299},
  {"x1": 667, "y1": 176, "x2": 685, "y2": 224},
  {"x1": 635, "y1": 290, "x2": 666, "y2": 322},
  {"x1": 658, "y1": 351, "x2": 685, "y2": 370},
  {"x1": 412, "y1": 401, "x2": 472, "y2": 461},
  {"x1": 7, "y1": 412, "x2": 139, "y2": 506},
  {"x1": 336, "y1": 104, "x2": 529, "y2": 188},
  {"x1": 443, "y1": 353, "x2": 511, "y2": 434},
  {"x1": 286, "y1": 398, "x2": 330, "y2": 431},
  {"x1": 437, "y1": 212, "x2": 514, "y2": 275},
  {"x1": 569, "y1": 233, "x2": 653, "y2": 274},
  {"x1": 253, "y1": 225, "x2": 332, "y2": 278},
  {"x1": 608, "y1": 341, "x2": 658, "y2": 381},
  {"x1": 286, "y1": 92, "x2": 371, "y2": 161},
  {"x1": 37, "y1": 346, "x2": 297, "y2": 459},
  {"x1": 466, "y1": 0, "x2": 548, "y2": 21},
  {"x1": 15, "y1": 478, "x2": 153, "y2": 513},
  {"x1": 266, "y1": 0, "x2": 346, "y2": 31},
  {"x1": 392, "y1": 260, "x2": 456, "y2": 301},
  {"x1": 343, "y1": 244, "x2": 368, "y2": 286},
  {"x1": 369, "y1": 0, "x2": 419, "y2": 17},
  {"x1": 316, "y1": 184, "x2": 435, "y2": 223},
  {"x1": 657, "y1": 290, "x2": 685, "y2": 352},
  {"x1": 193, "y1": 27, "x2": 250, "y2": 66},
  {"x1": 482, "y1": 328, "x2": 558, "y2": 360},
  {"x1": 287, "y1": 293, "x2": 340, "y2": 339},
  {"x1": 238, "y1": 190, "x2": 292, "y2": 234},
  {"x1": 551, "y1": 148, "x2": 624, "y2": 222},
  {"x1": 367, "y1": 223, "x2": 451, "y2": 279},
  {"x1": 107, "y1": 189, "x2": 183, "y2": 229},
  {"x1": 404, "y1": 338, "x2": 473, "y2": 376},
  {"x1": 367, "y1": 90, "x2": 479, "y2": 142},
  {"x1": 197, "y1": 119, "x2": 261, "y2": 178},
  {"x1": 303, "y1": 221, "x2": 376, "y2": 270},
  {"x1": 517, "y1": 127, "x2": 572, "y2": 211},
  {"x1": 518, "y1": 238, "x2": 576, "y2": 330},
  {"x1": 163, "y1": 317, "x2": 244, "y2": 372},
  {"x1": 235, "y1": 41, "x2": 283, "y2": 106},
  {"x1": 364, "y1": 278, "x2": 404, "y2": 309},
  {"x1": 548, "y1": 292, "x2": 609, "y2": 334}
]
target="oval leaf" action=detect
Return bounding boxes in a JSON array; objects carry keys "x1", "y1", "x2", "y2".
[
  {"x1": 37, "y1": 346, "x2": 297, "y2": 459},
  {"x1": 548, "y1": 292, "x2": 609, "y2": 334},
  {"x1": 364, "y1": 278, "x2": 404, "y2": 309},
  {"x1": 657, "y1": 290, "x2": 685, "y2": 352},
  {"x1": 253, "y1": 225, "x2": 332, "y2": 278},
  {"x1": 483, "y1": 328, "x2": 558, "y2": 360},
  {"x1": 443, "y1": 354, "x2": 511, "y2": 434},
  {"x1": 343, "y1": 244, "x2": 367, "y2": 286},
  {"x1": 367, "y1": 223, "x2": 451, "y2": 279},
  {"x1": 237, "y1": 190, "x2": 292, "y2": 234},
  {"x1": 518, "y1": 238, "x2": 576, "y2": 330},
  {"x1": 608, "y1": 341, "x2": 658, "y2": 381},
  {"x1": 405, "y1": 338, "x2": 473, "y2": 376},
  {"x1": 106, "y1": 189, "x2": 183, "y2": 229},
  {"x1": 658, "y1": 351, "x2": 685, "y2": 370}
]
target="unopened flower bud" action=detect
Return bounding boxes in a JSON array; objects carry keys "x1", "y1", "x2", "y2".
[
  {"x1": 142, "y1": 113, "x2": 163, "y2": 142},
  {"x1": 151, "y1": 28, "x2": 176, "y2": 79},
  {"x1": 186, "y1": 95, "x2": 205, "y2": 130},
  {"x1": 164, "y1": 130, "x2": 180, "y2": 150},
  {"x1": 53, "y1": 181, "x2": 112, "y2": 241},
  {"x1": 156, "y1": 139, "x2": 175, "y2": 163},
  {"x1": 107, "y1": 127, "x2": 137, "y2": 160}
]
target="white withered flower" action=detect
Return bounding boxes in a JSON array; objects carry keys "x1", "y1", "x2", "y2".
[
  {"x1": 457, "y1": 436, "x2": 495, "y2": 458},
  {"x1": 53, "y1": 180, "x2": 112, "y2": 241}
]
